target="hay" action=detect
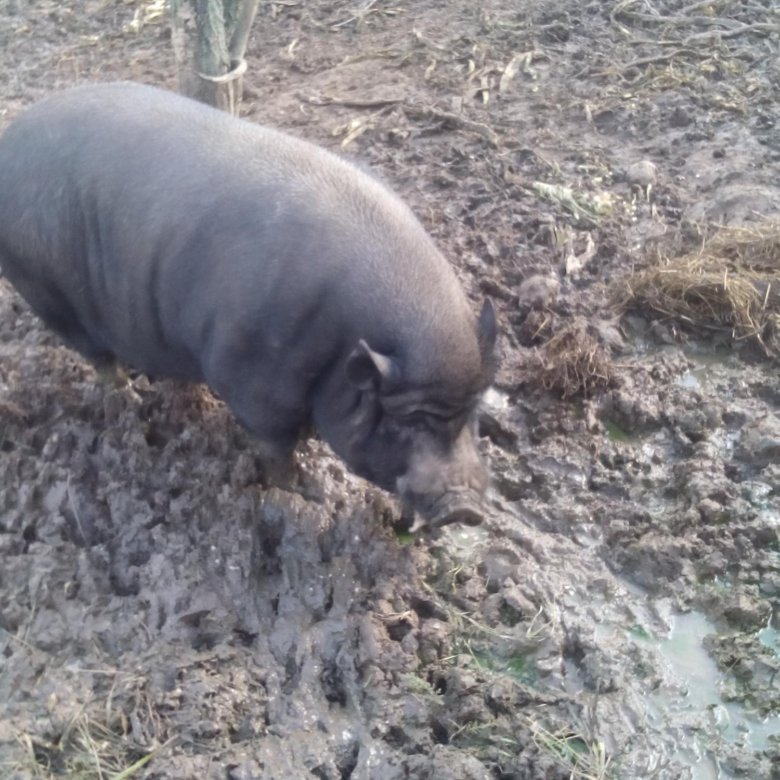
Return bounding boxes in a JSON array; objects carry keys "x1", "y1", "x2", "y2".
[
  {"x1": 528, "y1": 319, "x2": 613, "y2": 398},
  {"x1": 618, "y1": 224, "x2": 780, "y2": 355}
]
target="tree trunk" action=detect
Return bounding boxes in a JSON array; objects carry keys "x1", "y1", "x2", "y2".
[{"x1": 171, "y1": 0, "x2": 260, "y2": 115}]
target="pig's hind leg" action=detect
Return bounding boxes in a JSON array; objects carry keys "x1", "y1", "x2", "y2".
[{"x1": 1, "y1": 251, "x2": 115, "y2": 367}]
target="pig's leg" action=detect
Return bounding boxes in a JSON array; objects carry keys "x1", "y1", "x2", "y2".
[
  {"x1": 200, "y1": 327, "x2": 312, "y2": 480},
  {"x1": 227, "y1": 401, "x2": 304, "y2": 487},
  {"x1": 0, "y1": 251, "x2": 115, "y2": 366},
  {"x1": 228, "y1": 400, "x2": 302, "y2": 461},
  {"x1": 203, "y1": 366, "x2": 305, "y2": 485}
]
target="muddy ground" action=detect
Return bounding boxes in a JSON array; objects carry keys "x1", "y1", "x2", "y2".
[{"x1": 1, "y1": 0, "x2": 779, "y2": 778}]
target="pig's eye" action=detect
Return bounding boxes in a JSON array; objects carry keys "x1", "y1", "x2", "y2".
[
  {"x1": 396, "y1": 409, "x2": 451, "y2": 433},
  {"x1": 393, "y1": 408, "x2": 428, "y2": 424},
  {"x1": 402, "y1": 411, "x2": 430, "y2": 425}
]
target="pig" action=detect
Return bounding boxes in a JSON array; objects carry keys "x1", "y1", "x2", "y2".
[{"x1": 0, "y1": 82, "x2": 496, "y2": 525}]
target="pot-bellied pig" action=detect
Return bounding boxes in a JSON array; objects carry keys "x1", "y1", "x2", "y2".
[{"x1": 0, "y1": 82, "x2": 496, "y2": 525}]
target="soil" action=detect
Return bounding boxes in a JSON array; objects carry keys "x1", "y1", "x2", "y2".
[{"x1": 1, "y1": 1, "x2": 779, "y2": 778}]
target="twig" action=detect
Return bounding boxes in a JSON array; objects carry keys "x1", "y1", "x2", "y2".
[
  {"x1": 683, "y1": 21, "x2": 780, "y2": 42},
  {"x1": 611, "y1": 0, "x2": 779, "y2": 38},
  {"x1": 412, "y1": 27, "x2": 448, "y2": 51},
  {"x1": 617, "y1": 11, "x2": 747, "y2": 28},
  {"x1": 299, "y1": 93, "x2": 402, "y2": 109},
  {"x1": 403, "y1": 103, "x2": 500, "y2": 147},
  {"x1": 330, "y1": 0, "x2": 381, "y2": 30},
  {"x1": 67, "y1": 474, "x2": 88, "y2": 545},
  {"x1": 299, "y1": 93, "x2": 501, "y2": 147},
  {"x1": 680, "y1": 0, "x2": 727, "y2": 13},
  {"x1": 629, "y1": 36, "x2": 703, "y2": 45},
  {"x1": 590, "y1": 47, "x2": 707, "y2": 78},
  {"x1": 621, "y1": 48, "x2": 706, "y2": 68}
]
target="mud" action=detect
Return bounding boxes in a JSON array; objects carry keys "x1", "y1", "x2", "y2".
[{"x1": 1, "y1": 1, "x2": 779, "y2": 778}]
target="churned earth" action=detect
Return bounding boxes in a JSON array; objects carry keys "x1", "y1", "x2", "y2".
[{"x1": 1, "y1": 0, "x2": 779, "y2": 778}]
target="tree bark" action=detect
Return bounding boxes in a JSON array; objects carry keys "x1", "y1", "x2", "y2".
[{"x1": 171, "y1": 0, "x2": 260, "y2": 115}]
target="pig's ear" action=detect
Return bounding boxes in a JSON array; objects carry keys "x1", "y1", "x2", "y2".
[
  {"x1": 346, "y1": 340, "x2": 398, "y2": 390},
  {"x1": 478, "y1": 298, "x2": 497, "y2": 362}
]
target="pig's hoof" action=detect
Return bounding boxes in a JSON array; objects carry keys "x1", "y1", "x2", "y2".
[
  {"x1": 260, "y1": 456, "x2": 298, "y2": 488},
  {"x1": 97, "y1": 362, "x2": 143, "y2": 404}
]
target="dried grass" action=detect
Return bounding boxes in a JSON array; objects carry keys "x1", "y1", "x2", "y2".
[
  {"x1": 3, "y1": 672, "x2": 173, "y2": 779},
  {"x1": 617, "y1": 224, "x2": 780, "y2": 356},
  {"x1": 528, "y1": 319, "x2": 614, "y2": 398}
]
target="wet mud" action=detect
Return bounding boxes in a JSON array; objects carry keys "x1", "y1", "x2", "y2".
[{"x1": 1, "y1": 0, "x2": 779, "y2": 778}]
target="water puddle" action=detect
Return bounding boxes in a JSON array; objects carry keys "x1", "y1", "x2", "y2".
[
  {"x1": 589, "y1": 592, "x2": 780, "y2": 779},
  {"x1": 678, "y1": 369, "x2": 705, "y2": 391},
  {"x1": 646, "y1": 611, "x2": 780, "y2": 777},
  {"x1": 444, "y1": 523, "x2": 490, "y2": 558},
  {"x1": 677, "y1": 345, "x2": 734, "y2": 393},
  {"x1": 758, "y1": 624, "x2": 779, "y2": 655}
]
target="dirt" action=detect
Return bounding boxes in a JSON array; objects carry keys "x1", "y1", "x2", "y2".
[{"x1": 1, "y1": 1, "x2": 779, "y2": 778}]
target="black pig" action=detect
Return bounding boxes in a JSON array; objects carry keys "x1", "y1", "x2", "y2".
[{"x1": 0, "y1": 83, "x2": 496, "y2": 525}]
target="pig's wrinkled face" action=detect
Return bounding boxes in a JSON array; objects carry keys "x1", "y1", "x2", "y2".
[
  {"x1": 340, "y1": 387, "x2": 488, "y2": 525},
  {"x1": 340, "y1": 300, "x2": 496, "y2": 525},
  {"x1": 395, "y1": 413, "x2": 488, "y2": 526}
]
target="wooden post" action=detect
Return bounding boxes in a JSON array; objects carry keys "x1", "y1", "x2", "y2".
[{"x1": 171, "y1": 0, "x2": 260, "y2": 115}]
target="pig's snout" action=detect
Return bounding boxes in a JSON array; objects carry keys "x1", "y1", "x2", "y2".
[
  {"x1": 396, "y1": 429, "x2": 488, "y2": 527},
  {"x1": 426, "y1": 499, "x2": 484, "y2": 527}
]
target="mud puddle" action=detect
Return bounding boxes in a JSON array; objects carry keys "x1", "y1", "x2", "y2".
[
  {"x1": 576, "y1": 588, "x2": 780, "y2": 779},
  {"x1": 677, "y1": 350, "x2": 736, "y2": 393},
  {"x1": 651, "y1": 612, "x2": 780, "y2": 776}
]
